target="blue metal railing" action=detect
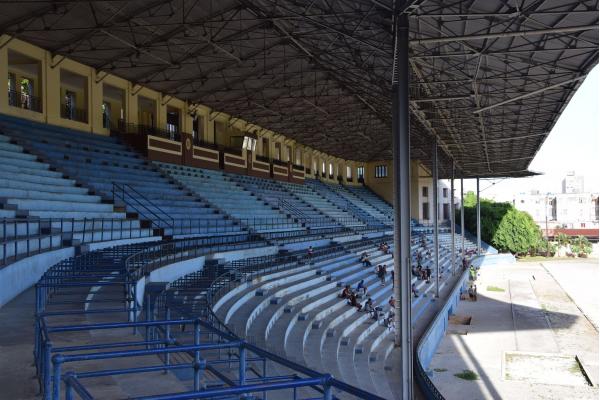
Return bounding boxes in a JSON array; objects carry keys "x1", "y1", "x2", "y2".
[{"x1": 112, "y1": 183, "x2": 175, "y2": 231}]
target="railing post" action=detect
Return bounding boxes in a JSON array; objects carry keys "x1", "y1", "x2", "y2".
[
  {"x1": 43, "y1": 341, "x2": 52, "y2": 400},
  {"x1": 51, "y1": 355, "x2": 63, "y2": 400},
  {"x1": 165, "y1": 308, "x2": 171, "y2": 368},
  {"x1": 239, "y1": 342, "x2": 247, "y2": 386},
  {"x1": 193, "y1": 319, "x2": 201, "y2": 391}
]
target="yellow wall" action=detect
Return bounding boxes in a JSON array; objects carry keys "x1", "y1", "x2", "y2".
[
  {"x1": 364, "y1": 159, "x2": 422, "y2": 216},
  {"x1": 0, "y1": 35, "x2": 367, "y2": 182}
]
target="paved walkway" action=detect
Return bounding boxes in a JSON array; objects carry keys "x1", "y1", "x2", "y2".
[{"x1": 428, "y1": 261, "x2": 598, "y2": 400}]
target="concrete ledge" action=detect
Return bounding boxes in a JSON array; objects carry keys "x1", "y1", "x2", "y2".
[{"x1": 0, "y1": 246, "x2": 75, "y2": 308}]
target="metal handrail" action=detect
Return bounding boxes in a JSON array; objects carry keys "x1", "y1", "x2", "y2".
[
  {"x1": 278, "y1": 197, "x2": 307, "y2": 219},
  {"x1": 112, "y1": 183, "x2": 174, "y2": 230},
  {"x1": 7, "y1": 89, "x2": 43, "y2": 112},
  {"x1": 0, "y1": 217, "x2": 153, "y2": 265}
]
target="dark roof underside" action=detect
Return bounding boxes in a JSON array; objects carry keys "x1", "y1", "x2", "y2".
[{"x1": 0, "y1": 0, "x2": 597, "y2": 178}]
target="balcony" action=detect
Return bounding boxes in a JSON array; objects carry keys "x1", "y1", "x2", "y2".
[
  {"x1": 61, "y1": 104, "x2": 88, "y2": 123},
  {"x1": 8, "y1": 90, "x2": 42, "y2": 113}
]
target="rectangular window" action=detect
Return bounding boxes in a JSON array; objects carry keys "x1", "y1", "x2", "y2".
[
  {"x1": 346, "y1": 166, "x2": 352, "y2": 179},
  {"x1": 275, "y1": 143, "x2": 281, "y2": 160},
  {"x1": 262, "y1": 138, "x2": 269, "y2": 157},
  {"x1": 329, "y1": 163, "x2": 333, "y2": 175},
  {"x1": 357, "y1": 166, "x2": 364, "y2": 179},
  {"x1": 443, "y1": 188, "x2": 448, "y2": 198},
  {"x1": 443, "y1": 203, "x2": 449, "y2": 220},
  {"x1": 422, "y1": 202, "x2": 430, "y2": 220},
  {"x1": 422, "y1": 187, "x2": 428, "y2": 197},
  {"x1": 375, "y1": 165, "x2": 388, "y2": 178}
]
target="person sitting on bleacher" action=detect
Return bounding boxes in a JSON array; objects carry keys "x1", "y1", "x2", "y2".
[
  {"x1": 360, "y1": 253, "x2": 372, "y2": 267},
  {"x1": 412, "y1": 264, "x2": 420, "y2": 278},
  {"x1": 348, "y1": 292, "x2": 362, "y2": 311},
  {"x1": 388, "y1": 295, "x2": 395, "y2": 309},
  {"x1": 307, "y1": 246, "x2": 314, "y2": 262},
  {"x1": 412, "y1": 283, "x2": 419, "y2": 297},
  {"x1": 377, "y1": 264, "x2": 386, "y2": 285},
  {"x1": 356, "y1": 279, "x2": 367, "y2": 296},
  {"x1": 384, "y1": 309, "x2": 395, "y2": 330},
  {"x1": 339, "y1": 285, "x2": 352, "y2": 299},
  {"x1": 364, "y1": 297, "x2": 375, "y2": 317}
]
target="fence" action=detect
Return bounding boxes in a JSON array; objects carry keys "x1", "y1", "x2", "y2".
[{"x1": 1, "y1": 217, "x2": 154, "y2": 265}]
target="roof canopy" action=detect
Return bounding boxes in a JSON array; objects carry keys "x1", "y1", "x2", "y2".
[{"x1": 1, "y1": 0, "x2": 597, "y2": 178}]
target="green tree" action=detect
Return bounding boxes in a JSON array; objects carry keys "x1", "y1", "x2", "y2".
[{"x1": 457, "y1": 193, "x2": 543, "y2": 255}]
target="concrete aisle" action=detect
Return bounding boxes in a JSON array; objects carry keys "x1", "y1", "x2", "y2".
[{"x1": 428, "y1": 261, "x2": 598, "y2": 400}]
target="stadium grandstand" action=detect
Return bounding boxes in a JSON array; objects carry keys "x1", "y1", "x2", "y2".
[{"x1": 0, "y1": 1, "x2": 597, "y2": 399}]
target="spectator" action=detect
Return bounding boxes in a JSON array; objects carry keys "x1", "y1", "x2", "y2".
[
  {"x1": 361, "y1": 253, "x2": 372, "y2": 267},
  {"x1": 377, "y1": 265, "x2": 386, "y2": 286},
  {"x1": 469, "y1": 265, "x2": 477, "y2": 281},
  {"x1": 356, "y1": 279, "x2": 367, "y2": 296},
  {"x1": 339, "y1": 285, "x2": 352, "y2": 299},
  {"x1": 307, "y1": 246, "x2": 314, "y2": 262},
  {"x1": 425, "y1": 266, "x2": 432, "y2": 283},
  {"x1": 388, "y1": 295, "x2": 395, "y2": 309},
  {"x1": 364, "y1": 297, "x2": 375, "y2": 317},
  {"x1": 462, "y1": 257, "x2": 468, "y2": 271},
  {"x1": 412, "y1": 265, "x2": 419, "y2": 278},
  {"x1": 348, "y1": 292, "x2": 362, "y2": 311},
  {"x1": 384, "y1": 310, "x2": 395, "y2": 330},
  {"x1": 412, "y1": 283, "x2": 419, "y2": 297}
]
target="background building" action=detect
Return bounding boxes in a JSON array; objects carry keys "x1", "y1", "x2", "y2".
[{"x1": 513, "y1": 173, "x2": 599, "y2": 231}]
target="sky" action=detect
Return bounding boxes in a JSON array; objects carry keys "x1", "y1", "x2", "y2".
[{"x1": 460, "y1": 65, "x2": 599, "y2": 201}]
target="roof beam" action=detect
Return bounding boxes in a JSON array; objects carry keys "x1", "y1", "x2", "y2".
[{"x1": 412, "y1": 25, "x2": 598, "y2": 45}]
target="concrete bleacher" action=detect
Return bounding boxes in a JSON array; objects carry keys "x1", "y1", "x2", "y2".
[
  {"x1": 229, "y1": 173, "x2": 341, "y2": 230},
  {"x1": 346, "y1": 185, "x2": 394, "y2": 219},
  {"x1": 205, "y1": 233, "x2": 473, "y2": 397},
  {"x1": 0, "y1": 132, "x2": 153, "y2": 261},
  {"x1": 0, "y1": 116, "x2": 240, "y2": 238},
  {"x1": 156, "y1": 162, "x2": 305, "y2": 235},
  {"x1": 316, "y1": 180, "x2": 393, "y2": 225},
  {"x1": 280, "y1": 180, "x2": 366, "y2": 228}
]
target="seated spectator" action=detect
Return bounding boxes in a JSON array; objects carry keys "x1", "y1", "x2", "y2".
[
  {"x1": 364, "y1": 297, "x2": 375, "y2": 316},
  {"x1": 339, "y1": 285, "x2": 352, "y2": 299},
  {"x1": 356, "y1": 279, "x2": 367, "y2": 296},
  {"x1": 412, "y1": 283, "x2": 419, "y2": 297},
  {"x1": 384, "y1": 310, "x2": 395, "y2": 330},
  {"x1": 361, "y1": 253, "x2": 372, "y2": 267},
  {"x1": 348, "y1": 292, "x2": 362, "y2": 311},
  {"x1": 462, "y1": 257, "x2": 469, "y2": 271},
  {"x1": 307, "y1": 246, "x2": 314, "y2": 261},
  {"x1": 388, "y1": 295, "x2": 395, "y2": 309},
  {"x1": 377, "y1": 265, "x2": 386, "y2": 285},
  {"x1": 412, "y1": 265, "x2": 419, "y2": 278}
]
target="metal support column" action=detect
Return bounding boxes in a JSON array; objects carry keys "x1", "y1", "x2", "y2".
[
  {"x1": 391, "y1": 3, "x2": 412, "y2": 399},
  {"x1": 476, "y1": 177, "x2": 482, "y2": 254},
  {"x1": 461, "y1": 178, "x2": 465, "y2": 260},
  {"x1": 450, "y1": 163, "x2": 455, "y2": 275},
  {"x1": 432, "y1": 139, "x2": 439, "y2": 297}
]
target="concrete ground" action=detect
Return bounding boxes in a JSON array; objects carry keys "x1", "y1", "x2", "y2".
[{"x1": 429, "y1": 260, "x2": 599, "y2": 400}]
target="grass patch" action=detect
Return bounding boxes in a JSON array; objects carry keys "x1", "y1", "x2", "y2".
[
  {"x1": 433, "y1": 368, "x2": 448, "y2": 372},
  {"x1": 486, "y1": 285, "x2": 505, "y2": 292},
  {"x1": 454, "y1": 369, "x2": 479, "y2": 381}
]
